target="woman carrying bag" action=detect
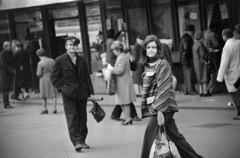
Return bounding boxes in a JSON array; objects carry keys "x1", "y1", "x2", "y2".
[{"x1": 140, "y1": 35, "x2": 203, "y2": 158}]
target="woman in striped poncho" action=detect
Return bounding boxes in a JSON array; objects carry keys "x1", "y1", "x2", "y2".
[{"x1": 140, "y1": 35, "x2": 203, "y2": 158}]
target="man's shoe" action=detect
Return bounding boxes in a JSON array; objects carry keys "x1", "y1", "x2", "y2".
[
  {"x1": 111, "y1": 117, "x2": 124, "y2": 121},
  {"x1": 81, "y1": 143, "x2": 90, "y2": 149},
  {"x1": 233, "y1": 115, "x2": 240, "y2": 120},
  {"x1": 4, "y1": 105, "x2": 14, "y2": 109},
  {"x1": 75, "y1": 144, "x2": 82, "y2": 152},
  {"x1": 227, "y1": 102, "x2": 234, "y2": 107},
  {"x1": 132, "y1": 116, "x2": 141, "y2": 121}
]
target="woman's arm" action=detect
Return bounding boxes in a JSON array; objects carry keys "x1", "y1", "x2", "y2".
[{"x1": 112, "y1": 56, "x2": 126, "y2": 76}]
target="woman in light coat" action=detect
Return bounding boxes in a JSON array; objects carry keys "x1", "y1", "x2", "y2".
[
  {"x1": 111, "y1": 41, "x2": 136, "y2": 125},
  {"x1": 36, "y1": 48, "x2": 58, "y2": 114}
]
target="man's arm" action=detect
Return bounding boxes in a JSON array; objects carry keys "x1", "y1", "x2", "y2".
[
  {"x1": 217, "y1": 46, "x2": 231, "y2": 82},
  {"x1": 50, "y1": 58, "x2": 64, "y2": 91}
]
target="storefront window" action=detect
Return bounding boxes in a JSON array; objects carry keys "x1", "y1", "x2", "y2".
[
  {"x1": 0, "y1": 13, "x2": 11, "y2": 51},
  {"x1": 177, "y1": 0, "x2": 200, "y2": 38},
  {"x1": 85, "y1": 2, "x2": 106, "y2": 93},
  {"x1": 48, "y1": 3, "x2": 82, "y2": 56},
  {"x1": 14, "y1": 8, "x2": 43, "y2": 45},
  {"x1": 126, "y1": 0, "x2": 148, "y2": 45},
  {"x1": 206, "y1": 0, "x2": 230, "y2": 31},
  {"x1": 152, "y1": 0, "x2": 174, "y2": 51}
]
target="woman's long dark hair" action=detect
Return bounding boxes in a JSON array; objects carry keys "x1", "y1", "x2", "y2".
[{"x1": 140, "y1": 34, "x2": 164, "y2": 65}]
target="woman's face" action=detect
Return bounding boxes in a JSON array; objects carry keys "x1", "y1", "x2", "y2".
[
  {"x1": 112, "y1": 49, "x2": 121, "y2": 56},
  {"x1": 146, "y1": 41, "x2": 157, "y2": 58}
]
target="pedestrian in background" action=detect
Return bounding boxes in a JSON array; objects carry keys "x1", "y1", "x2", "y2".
[
  {"x1": 203, "y1": 23, "x2": 221, "y2": 95},
  {"x1": 110, "y1": 41, "x2": 136, "y2": 125},
  {"x1": 36, "y1": 48, "x2": 58, "y2": 114},
  {"x1": 14, "y1": 41, "x2": 30, "y2": 101},
  {"x1": 51, "y1": 36, "x2": 94, "y2": 152},
  {"x1": 193, "y1": 32, "x2": 210, "y2": 97},
  {"x1": 180, "y1": 25, "x2": 197, "y2": 95},
  {"x1": 140, "y1": 35, "x2": 203, "y2": 158},
  {"x1": 233, "y1": 23, "x2": 240, "y2": 40},
  {"x1": 94, "y1": 31, "x2": 104, "y2": 60},
  {"x1": 217, "y1": 29, "x2": 240, "y2": 120},
  {"x1": 0, "y1": 41, "x2": 16, "y2": 109},
  {"x1": 132, "y1": 35, "x2": 145, "y2": 97}
]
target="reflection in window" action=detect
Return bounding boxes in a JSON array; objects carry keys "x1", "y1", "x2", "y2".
[
  {"x1": 126, "y1": 0, "x2": 148, "y2": 45},
  {"x1": 207, "y1": 1, "x2": 230, "y2": 31},
  {"x1": 14, "y1": 8, "x2": 43, "y2": 45},
  {"x1": 48, "y1": 3, "x2": 82, "y2": 55},
  {"x1": 152, "y1": 0, "x2": 174, "y2": 50},
  {"x1": 178, "y1": 0, "x2": 200, "y2": 38},
  {"x1": 0, "y1": 13, "x2": 11, "y2": 50}
]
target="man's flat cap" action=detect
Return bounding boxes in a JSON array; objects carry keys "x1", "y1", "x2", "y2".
[{"x1": 65, "y1": 36, "x2": 80, "y2": 45}]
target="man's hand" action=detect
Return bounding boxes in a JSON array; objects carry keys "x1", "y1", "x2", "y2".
[{"x1": 157, "y1": 111, "x2": 164, "y2": 126}]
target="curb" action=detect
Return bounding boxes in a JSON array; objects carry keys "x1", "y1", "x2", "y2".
[{"x1": 1, "y1": 101, "x2": 235, "y2": 111}]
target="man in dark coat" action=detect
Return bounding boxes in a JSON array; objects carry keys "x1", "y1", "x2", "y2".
[
  {"x1": 14, "y1": 41, "x2": 31, "y2": 100},
  {"x1": 0, "y1": 41, "x2": 19, "y2": 108},
  {"x1": 50, "y1": 36, "x2": 94, "y2": 152},
  {"x1": 180, "y1": 25, "x2": 197, "y2": 95}
]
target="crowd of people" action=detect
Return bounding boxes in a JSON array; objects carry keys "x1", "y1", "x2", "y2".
[{"x1": 1, "y1": 22, "x2": 240, "y2": 157}]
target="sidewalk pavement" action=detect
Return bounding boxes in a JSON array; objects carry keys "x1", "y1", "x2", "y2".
[{"x1": 0, "y1": 92, "x2": 236, "y2": 110}]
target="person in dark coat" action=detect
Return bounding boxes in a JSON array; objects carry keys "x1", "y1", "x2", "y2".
[
  {"x1": 180, "y1": 25, "x2": 197, "y2": 95},
  {"x1": 14, "y1": 41, "x2": 31, "y2": 100},
  {"x1": 132, "y1": 35, "x2": 145, "y2": 97},
  {"x1": 94, "y1": 31, "x2": 104, "y2": 60},
  {"x1": 193, "y1": 32, "x2": 210, "y2": 96},
  {"x1": 0, "y1": 41, "x2": 19, "y2": 108},
  {"x1": 50, "y1": 36, "x2": 94, "y2": 152}
]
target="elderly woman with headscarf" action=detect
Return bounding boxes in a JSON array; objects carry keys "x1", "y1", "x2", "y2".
[
  {"x1": 36, "y1": 48, "x2": 58, "y2": 114},
  {"x1": 110, "y1": 41, "x2": 136, "y2": 125},
  {"x1": 140, "y1": 34, "x2": 203, "y2": 158}
]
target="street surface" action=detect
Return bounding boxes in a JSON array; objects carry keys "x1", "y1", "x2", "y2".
[{"x1": 0, "y1": 103, "x2": 240, "y2": 158}]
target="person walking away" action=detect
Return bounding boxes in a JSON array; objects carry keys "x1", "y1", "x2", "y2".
[
  {"x1": 110, "y1": 41, "x2": 136, "y2": 125},
  {"x1": 14, "y1": 41, "x2": 30, "y2": 100},
  {"x1": 217, "y1": 29, "x2": 240, "y2": 120},
  {"x1": 50, "y1": 36, "x2": 94, "y2": 152},
  {"x1": 0, "y1": 41, "x2": 17, "y2": 108},
  {"x1": 193, "y1": 32, "x2": 210, "y2": 97},
  {"x1": 36, "y1": 48, "x2": 58, "y2": 114},
  {"x1": 140, "y1": 35, "x2": 203, "y2": 158},
  {"x1": 132, "y1": 35, "x2": 145, "y2": 97},
  {"x1": 180, "y1": 25, "x2": 197, "y2": 95}
]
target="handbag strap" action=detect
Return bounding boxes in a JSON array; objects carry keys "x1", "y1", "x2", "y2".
[{"x1": 159, "y1": 125, "x2": 171, "y2": 147}]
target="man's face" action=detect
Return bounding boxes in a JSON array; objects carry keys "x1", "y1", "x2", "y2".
[
  {"x1": 222, "y1": 34, "x2": 227, "y2": 41},
  {"x1": 186, "y1": 31, "x2": 194, "y2": 37},
  {"x1": 4, "y1": 43, "x2": 11, "y2": 50},
  {"x1": 65, "y1": 41, "x2": 78, "y2": 53}
]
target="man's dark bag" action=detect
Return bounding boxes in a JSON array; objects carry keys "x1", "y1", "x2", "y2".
[{"x1": 89, "y1": 101, "x2": 105, "y2": 123}]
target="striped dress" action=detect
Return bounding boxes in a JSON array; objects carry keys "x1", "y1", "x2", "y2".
[{"x1": 141, "y1": 59, "x2": 178, "y2": 118}]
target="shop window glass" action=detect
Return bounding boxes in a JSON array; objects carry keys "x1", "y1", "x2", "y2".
[
  {"x1": 206, "y1": 1, "x2": 230, "y2": 31},
  {"x1": 152, "y1": 0, "x2": 174, "y2": 51},
  {"x1": 104, "y1": 0, "x2": 123, "y2": 38},
  {"x1": 14, "y1": 8, "x2": 43, "y2": 45},
  {"x1": 177, "y1": 0, "x2": 200, "y2": 38},
  {"x1": 85, "y1": 2, "x2": 106, "y2": 93},
  {"x1": 0, "y1": 13, "x2": 11, "y2": 51},
  {"x1": 48, "y1": 3, "x2": 83, "y2": 56},
  {"x1": 126, "y1": 0, "x2": 148, "y2": 45}
]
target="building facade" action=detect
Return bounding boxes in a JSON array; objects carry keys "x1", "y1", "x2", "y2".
[{"x1": 0, "y1": 0, "x2": 239, "y2": 93}]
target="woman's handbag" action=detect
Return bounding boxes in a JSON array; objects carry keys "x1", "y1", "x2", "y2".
[
  {"x1": 107, "y1": 73, "x2": 116, "y2": 95},
  {"x1": 149, "y1": 125, "x2": 181, "y2": 158}
]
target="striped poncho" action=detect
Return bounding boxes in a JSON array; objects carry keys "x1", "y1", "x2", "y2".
[{"x1": 141, "y1": 59, "x2": 178, "y2": 118}]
